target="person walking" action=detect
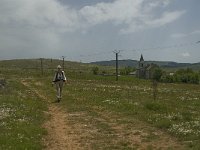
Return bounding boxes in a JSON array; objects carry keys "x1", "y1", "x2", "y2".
[{"x1": 52, "y1": 65, "x2": 67, "y2": 102}]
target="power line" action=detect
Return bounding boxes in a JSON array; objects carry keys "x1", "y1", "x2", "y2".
[{"x1": 77, "y1": 41, "x2": 200, "y2": 62}]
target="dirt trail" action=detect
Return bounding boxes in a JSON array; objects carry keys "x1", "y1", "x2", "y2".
[
  {"x1": 21, "y1": 80, "x2": 81, "y2": 150},
  {"x1": 42, "y1": 105, "x2": 81, "y2": 150}
]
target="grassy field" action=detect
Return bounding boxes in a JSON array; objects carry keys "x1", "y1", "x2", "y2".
[
  {"x1": 0, "y1": 59, "x2": 200, "y2": 149},
  {"x1": 0, "y1": 78, "x2": 47, "y2": 149}
]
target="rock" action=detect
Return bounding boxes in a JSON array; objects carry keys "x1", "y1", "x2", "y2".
[{"x1": 0, "y1": 78, "x2": 6, "y2": 89}]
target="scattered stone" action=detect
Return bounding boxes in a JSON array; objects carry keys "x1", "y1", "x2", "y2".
[{"x1": 0, "y1": 78, "x2": 6, "y2": 89}]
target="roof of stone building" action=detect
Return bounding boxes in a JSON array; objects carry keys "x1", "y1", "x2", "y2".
[{"x1": 146, "y1": 64, "x2": 158, "y2": 70}]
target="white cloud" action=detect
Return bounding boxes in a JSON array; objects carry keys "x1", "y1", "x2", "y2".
[
  {"x1": 120, "y1": 10, "x2": 185, "y2": 34},
  {"x1": 145, "y1": 11, "x2": 185, "y2": 27},
  {"x1": 0, "y1": 0, "x2": 80, "y2": 59},
  {"x1": 79, "y1": 0, "x2": 143, "y2": 26},
  {"x1": 79, "y1": 0, "x2": 185, "y2": 33},
  {"x1": 181, "y1": 52, "x2": 190, "y2": 57},
  {"x1": 0, "y1": 0, "x2": 185, "y2": 33},
  {"x1": 191, "y1": 30, "x2": 200, "y2": 35},
  {"x1": 0, "y1": 0, "x2": 79, "y2": 32},
  {"x1": 171, "y1": 33, "x2": 187, "y2": 38}
]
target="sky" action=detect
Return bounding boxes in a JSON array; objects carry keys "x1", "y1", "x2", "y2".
[{"x1": 0, "y1": 0, "x2": 200, "y2": 63}]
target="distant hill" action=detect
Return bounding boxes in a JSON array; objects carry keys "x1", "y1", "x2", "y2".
[
  {"x1": 91, "y1": 59, "x2": 191, "y2": 67},
  {"x1": 91, "y1": 60, "x2": 200, "y2": 71},
  {"x1": 0, "y1": 59, "x2": 96, "y2": 73},
  {"x1": 91, "y1": 59, "x2": 138, "y2": 67}
]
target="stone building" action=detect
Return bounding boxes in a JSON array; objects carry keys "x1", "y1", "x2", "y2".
[{"x1": 136, "y1": 55, "x2": 158, "y2": 79}]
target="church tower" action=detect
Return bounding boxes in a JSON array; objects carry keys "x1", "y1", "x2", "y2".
[
  {"x1": 139, "y1": 54, "x2": 144, "y2": 68},
  {"x1": 136, "y1": 54, "x2": 146, "y2": 79}
]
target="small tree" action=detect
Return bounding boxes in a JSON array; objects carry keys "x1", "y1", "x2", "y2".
[{"x1": 92, "y1": 67, "x2": 99, "y2": 75}]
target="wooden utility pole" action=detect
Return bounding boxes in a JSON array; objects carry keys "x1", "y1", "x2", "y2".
[
  {"x1": 40, "y1": 58, "x2": 44, "y2": 75},
  {"x1": 50, "y1": 58, "x2": 53, "y2": 72},
  {"x1": 113, "y1": 50, "x2": 120, "y2": 81}
]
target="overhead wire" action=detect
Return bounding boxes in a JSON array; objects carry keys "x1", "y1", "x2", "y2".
[{"x1": 78, "y1": 41, "x2": 200, "y2": 61}]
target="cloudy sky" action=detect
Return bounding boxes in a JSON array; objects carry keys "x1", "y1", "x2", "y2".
[{"x1": 0, "y1": 0, "x2": 200, "y2": 63}]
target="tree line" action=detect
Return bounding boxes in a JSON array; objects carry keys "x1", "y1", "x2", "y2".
[{"x1": 160, "y1": 68, "x2": 199, "y2": 84}]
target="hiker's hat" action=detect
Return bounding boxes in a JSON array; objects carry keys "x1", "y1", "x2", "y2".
[{"x1": 57, "y1": 65, "x2": 62, "y2": 69}]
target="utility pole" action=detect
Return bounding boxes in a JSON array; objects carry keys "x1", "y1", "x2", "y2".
[
  {"x1": 62, "y1": 56, "x2": 66, "y2": 70},
  {"x1": 50, "y1": 58, "x2": 53, "y2": 72},
  {"x1": 40, "y1": 58, "x2": 44, "y2": 75},
  {"x1": 113, "y1": 50, "x2": 120, "y2": 81}
]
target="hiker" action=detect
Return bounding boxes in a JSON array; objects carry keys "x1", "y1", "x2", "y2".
[{"x1": 52, "y1": 65, "x2": 67, "y2": 102}]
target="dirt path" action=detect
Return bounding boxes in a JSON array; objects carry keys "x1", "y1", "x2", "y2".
[
  {"x1": 42, "y1": 105, "x2": 81, "y2": 150},
  {"x1": 21, "y1": 80, "x2": 81, "y2": 150}
]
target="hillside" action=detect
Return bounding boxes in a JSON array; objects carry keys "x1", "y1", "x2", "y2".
[
  {"x1": 0, "y1": 59, "x2": 90, "y2": 70},
  {"x1": 0, "y1": 59, "x2": 115, "y2": 76}
]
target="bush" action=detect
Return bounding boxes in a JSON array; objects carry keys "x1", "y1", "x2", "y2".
[
  {"x1": 120, "y1": 66, "x2": 135, "y2": 75},
  {"x1": 102, "y1": 70, "x2": 107, "y2": 75},
  {"x1": 162, "y1": 68, "x2": 200, "y2": 84},
  {"x1": 92, "y1": 67, "x2": 99, "y2": 75},
  {"x1": 161, "y1": 75, "x2": 174, "y2": 83},
  {"x1": 145, "y1": 102, "x2": 167, "y2": 112},
  {"x1": 152, "y1": 68, "x2": 163, "y2": 81},
  {"x1": 155, "y1": 119, "x2": 172, "y2": 129}
]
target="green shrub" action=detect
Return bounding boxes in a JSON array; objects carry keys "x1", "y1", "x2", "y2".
[
  {"x1": 145, "y1": 102, "x2": 167, "y2": 112},
  {"x1": 92, "y1": 67, "x2": 99, "y2": 75},
  {"x1": 155, "y1": 119, "x2": 172, "y2": 129}
]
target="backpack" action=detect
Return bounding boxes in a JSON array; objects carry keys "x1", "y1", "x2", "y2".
[{"x1": 55, "y1": 71, "x2": 64, "y2": 81}]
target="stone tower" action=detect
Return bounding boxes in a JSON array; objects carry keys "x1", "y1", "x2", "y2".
[
  {"x1": 137, "y1": 54, "x2": 145, "y2": 78},
  {"x1": 139, "y1": 54, "x2": 144, "y2": 68}
]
